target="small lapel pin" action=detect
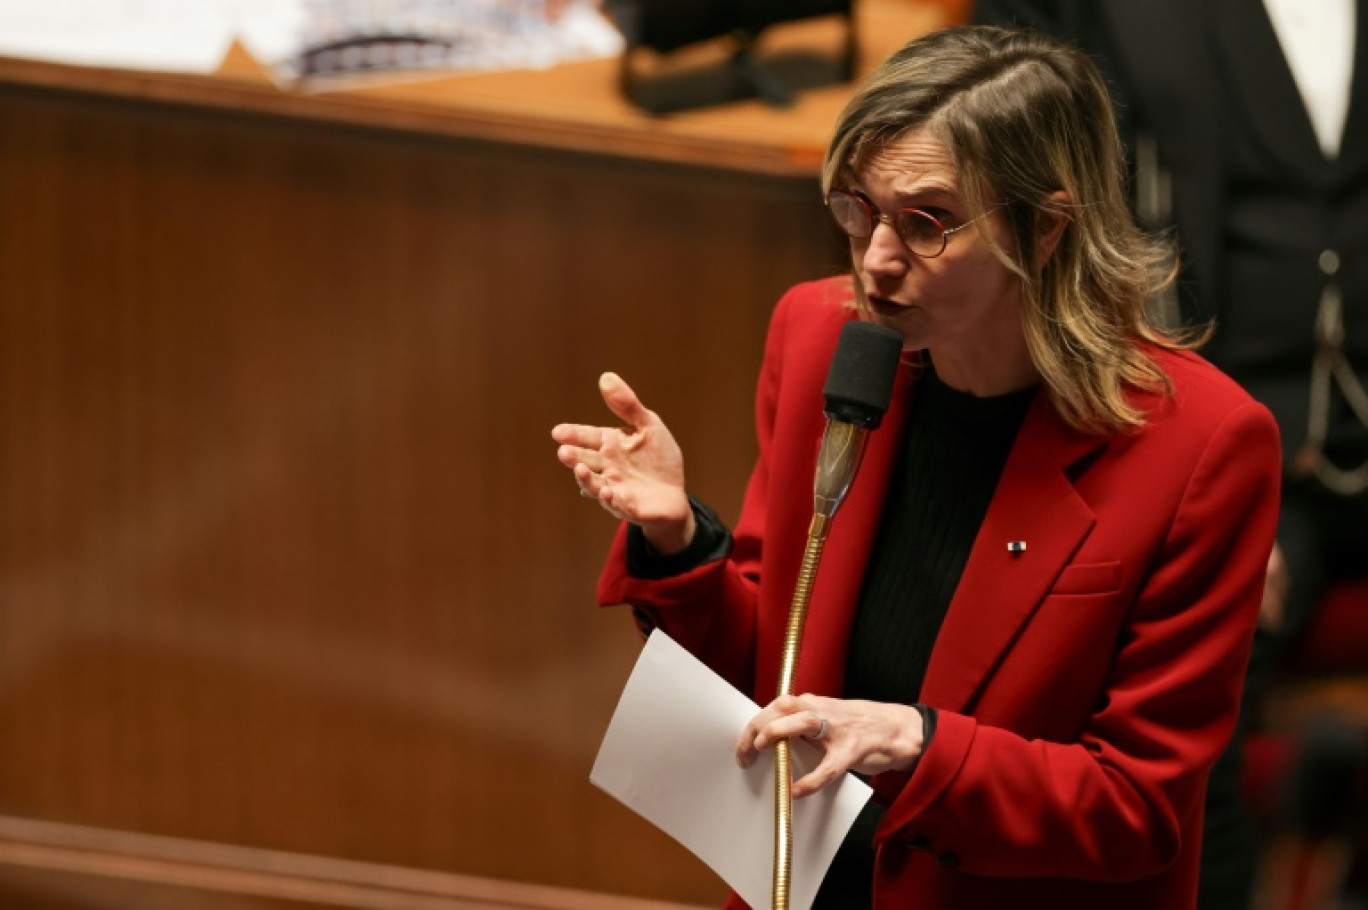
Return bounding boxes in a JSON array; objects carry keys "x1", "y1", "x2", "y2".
[{"x1": 1007, "y1": 541, "x2": 1027, "y2": 556}]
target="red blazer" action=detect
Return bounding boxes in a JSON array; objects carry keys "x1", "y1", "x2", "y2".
[{"x1": 598, "y1": 278, "x2": 1281, "y2": 909}]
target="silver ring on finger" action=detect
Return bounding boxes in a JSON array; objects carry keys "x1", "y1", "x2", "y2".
[{"x1": 808, "y1": 715, "x2": 829, "y2": 741}]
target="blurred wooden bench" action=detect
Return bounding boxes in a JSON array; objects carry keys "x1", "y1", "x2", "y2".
[{"x1": 0, "y1": 814, "x2": 713, "y2": 910}]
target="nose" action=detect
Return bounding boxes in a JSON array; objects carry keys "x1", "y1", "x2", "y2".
[{"x1": 860, "y1": 218, "x2": 909, "y2": 282}]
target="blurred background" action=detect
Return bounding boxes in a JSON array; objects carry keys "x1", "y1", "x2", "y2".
[{"x1": 0, "y1": 1, "x2": 963, "y2": 908}]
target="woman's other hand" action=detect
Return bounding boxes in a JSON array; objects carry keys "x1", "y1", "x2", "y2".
[
  {"x1": 735, "y1": 694, "x2": 927, "y2": 797},
  {"x1": 1260, "y1": 541, "x2": 1289, "y2": 632},
  {"x1": 552, "y1": 372, "x2": 696, "y2": 555}
]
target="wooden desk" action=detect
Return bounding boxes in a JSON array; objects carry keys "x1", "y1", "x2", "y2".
[
  {"x1": 0, "y1": 3, "x2": 953, "y2": 907},
  {"x1": 3, "y1": 0, "x2": 949, "y2": 176}
]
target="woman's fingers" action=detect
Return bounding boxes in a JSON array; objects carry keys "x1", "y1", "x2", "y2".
[
  {"x1": 573, "y1": 462, "x2": 607, "y2": 491},
  {"x1": 598, "y1": 372, "x2": 652, "y2": 432},
  {"x1": 552, "y1": 374, "x2": 649, "y2": 448},
  {"x1": 792, "y1": 760, "x2": 846, "y2": 799},
  {"x1": 559, "y1": 443, "x2": 608, "y2": 474},
  {"x1": 551, "y1": 423, "x2": 605, "y2": 451},
  {"x1": 1260, "y1": 542, "x2": 1289, "y2": 631},
  {"x1": 752, "y1": 712, "x2": 822, "y2": 754},
  {"x1": 735, "y1": 697, "x2": 926, "y2": 796},
  {"x1": 553, "y1": 375, "x2": 689, "y2": 533},
  {"x1": 736, "y1": 697, "x2": 828, "y2": 765},
  {"x1": 735, "y1": 699, "x2": 844, "y2": 797}
]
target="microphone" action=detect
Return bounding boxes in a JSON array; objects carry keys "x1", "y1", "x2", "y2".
[
  {"x1": 812, "y1": 320, "x2": 904, "y2": 533},
  {"x1": 772, "y1": 319, "x2": 901, "y2": 910}
]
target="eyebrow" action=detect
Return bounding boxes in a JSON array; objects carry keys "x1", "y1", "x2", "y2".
[
  {"x1": 892, "y1": 187, "x2": 960, "y2": 206},
  {"x1": 851, "y1": 183, "x2": 961, "y2": 207}
]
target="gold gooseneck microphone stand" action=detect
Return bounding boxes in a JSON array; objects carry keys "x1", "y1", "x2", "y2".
[{"x1": 771, "y1": 417, "x2": 872, "y2": 910}]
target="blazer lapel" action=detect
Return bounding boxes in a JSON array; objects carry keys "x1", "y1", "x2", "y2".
[{"x1": 919, "y1": 394, "x2": 1103, "y2": 714}]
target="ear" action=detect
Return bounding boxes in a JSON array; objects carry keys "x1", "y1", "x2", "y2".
[{"x1": 1034, "y1": 190, "x2": 1071, "y2": 269}]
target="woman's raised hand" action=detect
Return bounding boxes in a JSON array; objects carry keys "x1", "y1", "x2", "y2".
[{"x1": 552, "y1": 372, "x2": 696, "y2": 555}]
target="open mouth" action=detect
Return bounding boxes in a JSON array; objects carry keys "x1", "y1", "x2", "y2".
[{"x1": 867, "y1": 295, "x2": 907, "y2": 317}]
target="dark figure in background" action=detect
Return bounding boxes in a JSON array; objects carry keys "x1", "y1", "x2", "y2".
[{"x1": 971, "y1": 1, "x2": 1368, "y2": 908}]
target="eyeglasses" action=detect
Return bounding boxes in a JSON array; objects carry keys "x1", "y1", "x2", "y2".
[{"x1": 825, "y1": 189, "x2": 993, "y2": 259}]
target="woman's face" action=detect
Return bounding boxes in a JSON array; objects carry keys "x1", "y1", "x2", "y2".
[{"x1": 846, "y1": 129, "x2": 1032, "y2": 393}]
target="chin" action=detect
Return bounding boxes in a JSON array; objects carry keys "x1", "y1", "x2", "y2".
[{"x1": 868, "y1": 311, "x2": 921, "y2": 350}]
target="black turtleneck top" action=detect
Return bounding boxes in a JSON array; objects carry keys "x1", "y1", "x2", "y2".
[{"x1": 813, "y1": 364, "x2": 1036, "y2": 908}]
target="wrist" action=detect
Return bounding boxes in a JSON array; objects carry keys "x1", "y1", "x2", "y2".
[
  {"x1": 890, "y1": 703, "x2": 933, "y2": 773},
  {"x1": 642, "y1": 508, "x2": 697, "y2": 557}
]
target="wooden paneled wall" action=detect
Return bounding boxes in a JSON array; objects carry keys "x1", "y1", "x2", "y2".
[{"x1": 0, "y1": 77, "x2": 844, "y2": 906}]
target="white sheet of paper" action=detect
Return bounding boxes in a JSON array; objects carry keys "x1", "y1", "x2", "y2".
[{"x1": 591, "y1": 631, "x2": 873, "y2": 910}]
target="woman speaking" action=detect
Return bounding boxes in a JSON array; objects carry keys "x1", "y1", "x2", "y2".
[{"x1": 552, "y1": 25, "x2": 1281, "y2": 910}]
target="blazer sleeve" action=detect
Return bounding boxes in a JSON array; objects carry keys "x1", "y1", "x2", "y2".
[
  {"x1": 594, "y1": 285, "x2": 800, "y2": 693},
  {"x1": 872, "y1": 398, "x2": 1281, "y2": 881}
]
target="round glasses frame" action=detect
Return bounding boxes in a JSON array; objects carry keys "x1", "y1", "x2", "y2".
[{"x1": 825, "y1": 189, "x2": 989, "y2": 259}]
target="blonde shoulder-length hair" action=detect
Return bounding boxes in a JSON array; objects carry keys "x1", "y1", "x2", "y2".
[{"x1": 822, "y1": 25, "x2": 1200, "y2": 434}]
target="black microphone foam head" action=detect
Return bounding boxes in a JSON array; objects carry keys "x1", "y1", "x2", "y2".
[{"x1": 822, "y1": 321, "x2": 903, "y2": 429}]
